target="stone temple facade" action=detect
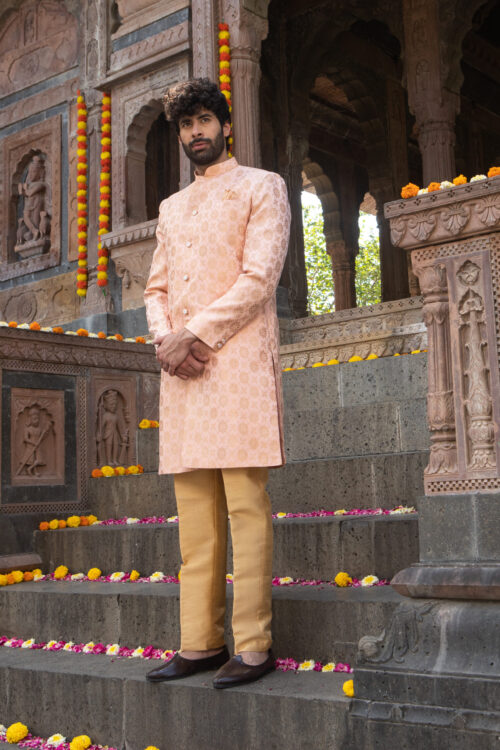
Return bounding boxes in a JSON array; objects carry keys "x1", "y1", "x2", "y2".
[{"x1": 0, "y1": 0, "x2": 499, "y2": 332}]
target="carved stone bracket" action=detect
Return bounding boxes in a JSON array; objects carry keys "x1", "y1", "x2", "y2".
[{"x1": 102, "y1": 219, "x2": 158, "y2": 310}]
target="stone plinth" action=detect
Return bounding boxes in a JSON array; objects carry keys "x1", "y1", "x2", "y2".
[{"x1": 351, "y1": 177, "x2": 500, "y2": 748}]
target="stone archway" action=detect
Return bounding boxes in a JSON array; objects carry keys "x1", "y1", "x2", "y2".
[{"x1": 125, "y1": 99, "x2": 181, "y2": 226}]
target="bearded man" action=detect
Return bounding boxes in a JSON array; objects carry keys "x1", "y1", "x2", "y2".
[{"x1": 144, "y1": 78, "x2": 291, "y2": 689}]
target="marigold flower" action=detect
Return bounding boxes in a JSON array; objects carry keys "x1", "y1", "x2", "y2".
[
  {"x1": 101, "y1": 465, "x2": 115, "y2": 477},
  {"x1": 29, "y1": 321, "x2": 41, "y2": 330},
  {"x1": 454, "y1": 174, "x2": 467, "y2": 185},
  {"x1": 49, "y1": 519, "x2": 59, "y2": 530},
  {"x1": 87, "y1": 515, "x2": 98, "y2": 525},
  {"x1": 58, "y1": 520, "x2": 66, "y2": 529},
  {"x1": 139, "y1": 418, "x2": 150, "y2": 429},
  {"x1": 39, "y1": 521, "x2": 50, "y2": 531},
  {"x1": 0, "y1": 574, "x2": 8, "y2": 586},
  {"x1": 23, "y1": 571, "x2": 34, "y2": 581},
  {"x1": 144, "y1": 746, "x2": 160, "y2": 750},
  {"x1": 54, "y1": 565, "x2": 69, "y2": 579},
  {"x1": 8, "y1": 321, "x2": 17, "y2": 327},
  {"x1": 67, "y1": 515, "x2": 81, "y2": 528},
  {"x1": 6, "y1": 722, "x2": 29, "y2": 743},
  {"x1": 488, "y1": 166, "x2": 500, "y2": 178},
  {"x1": 327, "y1": 359, "x2": 339, "y2": 365},
  {"x1": 80, "y1": 517, "x2": 89, "y2": 526},
  {"x1": 97, "y1": 331, "x2": 107, "y2": 339},
  {"x1": 52, "y1": 326, "x2": 64, "y2": 334},
  {"x1": 127, "y1": 465, "x2": 139, "y2": 475},
  {"x1": 400, "y1": 182, "x2": 419, "y2": 199},
  {"x1": 137, "y1": 464, "x2": 144, "y2": 473},
  {"x1": 6, "y1": 574, "x2": 15, "y2": 585},
  {"x1": 348, "y1": 355, "x2": 363, "y2": 362},
  {"x1": 136, "y1": 336, "x2": 146, "y2": 344},
  {"x1": 11, "y1": 570, "x2": 23, "y2": 583},
  {"x1": 470, "y1": 174, "x2": 487, "y2": 182},
  {"x1": 91, "y1": 468, "x2": 103, "y2": 478},
  {"x1": 32, "y1": 568, "x2": 42, "y2": 577},
  {"x1": 334, "y1": 571, "x2": 352, "y2": 587},
  {"x1": 70, "y1": 735, "x2": 92, "y2": 750},
  {"x1": 115, "y1": 466, "x2": 126, "y2": 476},
  {"x1": 427, "y1": 181, "x2": 441, "y2": 192},
  {"x1": 130, "y1": 570, "x2": 140, "y2": 581},
  {"x1": 87, "y1": 567, "x2": 102, "y2": 580},
  {"x1": 343, "y1": 679, "x2": 355, "y2": 697},
  {"x1": 76, "y1": 328, "x2": 89, "y2": 337}
]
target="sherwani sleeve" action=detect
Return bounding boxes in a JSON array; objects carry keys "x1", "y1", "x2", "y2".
[
  {"x1": 185, "y1": 172, "x2": 291, "y2": 350},
  {"x1": 144, "y1": 207, "x2": 173, "y2": 339}
]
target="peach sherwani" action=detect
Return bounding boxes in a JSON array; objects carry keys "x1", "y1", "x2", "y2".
[{"x1": 144, "y1": 158, "x2": 291, "y2": 474}]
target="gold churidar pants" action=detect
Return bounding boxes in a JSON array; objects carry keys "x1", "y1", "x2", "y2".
[{"x1": 173, "y1": 467, "x2": 273, "y2": 653}]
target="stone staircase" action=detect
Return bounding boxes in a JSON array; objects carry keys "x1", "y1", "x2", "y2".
[{"x1": 0, "y1": 353, "x2": 429, "y2": 749}]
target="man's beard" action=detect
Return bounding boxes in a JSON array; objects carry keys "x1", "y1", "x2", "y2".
[{"x1": 182, "y1": 128, "x2": 226, "y2": 166}]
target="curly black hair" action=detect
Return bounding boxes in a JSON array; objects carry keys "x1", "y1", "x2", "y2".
[{"x1": 162, "y1": 78, "x2": 231, "y2": 133}]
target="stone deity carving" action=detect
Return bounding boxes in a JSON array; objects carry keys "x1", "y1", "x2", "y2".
[
  {"x1": 96, "y1": 389, "x2": 130, "y2": 466},
  {"x1": 16, "y1": 404, "x2": 53, "y2": 477},
  {"x1": 15, "y1": 155, "x2": 51, "y2": 259}
]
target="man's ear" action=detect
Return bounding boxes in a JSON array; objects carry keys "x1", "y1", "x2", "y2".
[{"x1": 223, "y1": 121, "x2": 231, "y2": 137}]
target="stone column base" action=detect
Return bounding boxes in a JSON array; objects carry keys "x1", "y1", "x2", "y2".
[{"x1": 351, "y1": 599, "x2": 500, "y2": 747}]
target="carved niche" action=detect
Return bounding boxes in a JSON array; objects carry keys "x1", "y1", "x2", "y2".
[
  {"x1": 0, "y1": 1, "x2": 78, "y2": 98},
  {"x1": 10, "y1": 387, "x2": 64, "y2": 486},
  {"x1": 1, "y1": 114, "x2": 61, "y2": 281},
  {"x1": 91, "y1": 375, "x2": 137, "y2": 469}
]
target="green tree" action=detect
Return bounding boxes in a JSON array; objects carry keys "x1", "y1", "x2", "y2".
[{"x1": 302, "y1": 199, "x2": 381, "y2": 314}]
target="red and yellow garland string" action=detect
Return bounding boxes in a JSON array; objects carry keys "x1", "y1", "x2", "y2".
[
  {"x1": 218, "y1": 23, "x2": 234, "y2": 158},
  {"x1": 98, "y1": 93, "x2": 111, "y2": 289},
  {"x1": 76, "y1": 91, "x2": 88, "y2": 297}
]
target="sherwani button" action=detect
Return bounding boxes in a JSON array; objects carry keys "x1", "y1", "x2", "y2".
[
  {"x1": 217, "y1": 342, "x2": 223, "y2": 348},
  {"x1": 183, "y1": 274, "x2": 189, "y2": 281},
  {"x1": 186, "y1": 241, "x2": 192, "y2": 247},
  {"x1": 183, "y1": 308, "x2": 189, "y2": 315},
  {"x1": 192, "y1": 209, "x2": 198, "y2": 216}
]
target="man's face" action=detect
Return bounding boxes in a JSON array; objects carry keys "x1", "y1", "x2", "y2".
[{"x1": 178, "y1": 107, "x2": 231, "y2": 166}]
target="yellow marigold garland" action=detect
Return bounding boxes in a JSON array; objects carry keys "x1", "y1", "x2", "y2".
[
  {"x1": 98, "y1": 93, "x2": 111, "y2": 290},
  {"x1": 76, "y1": 90, "x2": 88, "y2": 297},
  {"x1": 218, "y1": 22, "x2": 234, "y2": 158}
]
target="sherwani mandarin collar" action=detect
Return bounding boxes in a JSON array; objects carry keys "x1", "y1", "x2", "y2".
[{"x1": 194, "y1": 156, "x2": 239, "y2": 180}]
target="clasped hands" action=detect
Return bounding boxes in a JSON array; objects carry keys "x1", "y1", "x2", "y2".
[{"x1": 153, "y1": 328, "x2": 211, "y2": 380}]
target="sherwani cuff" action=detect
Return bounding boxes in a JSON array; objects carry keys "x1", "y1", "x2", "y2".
[{"x1": 184, "y1": 319, "x2": 219, "y2": 351}]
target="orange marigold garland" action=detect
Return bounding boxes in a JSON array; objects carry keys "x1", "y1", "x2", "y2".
[
  {"x1": 98, "y1": 92, "x2": 111, "y2": 290},
  {"x1": 218, "y1": 22, "x2": 234, "y2": 158},
  {"x1": 76, "y1": 90, "x2": 88, "y2": 297}
]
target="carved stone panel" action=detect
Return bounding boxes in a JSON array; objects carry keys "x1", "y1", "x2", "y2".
[
  {"x1": 103, "y1": 219, "x2": 157, "y2": 309},
  {"x1": 0, "y1": 271, "x2": 80, "y2": 327},
  {"x1": 10, "y1": 387, "x2": 64, "y2": 486},
  {"x1": 0, "y1": 1, "x2": 78, "y2": 97},
  {"x1": 1, "y1": 370, "x2": 78, "y2": 510},
  {"x1": 0, "y1": 114, "x2": 61, "y2": 281},
  {"x1": 90, "y1": 373, "x2": 137, "y2": 469}
]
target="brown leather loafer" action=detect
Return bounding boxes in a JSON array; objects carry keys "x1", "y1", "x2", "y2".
[
  {"x1": 146, "y1": 646, "x2": 229, "y2": 682},
  {"x1": 213, "y1": 650, "x2": 275, "y2": 689}
]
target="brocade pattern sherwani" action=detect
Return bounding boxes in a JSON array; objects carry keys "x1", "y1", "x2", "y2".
[{"x1": 144, "y1": 158, "x2": 291, "y2": 474}]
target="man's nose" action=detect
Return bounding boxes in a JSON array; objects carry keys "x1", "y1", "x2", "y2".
[{"x1": 191, "y1": 121, "x2": 204, "y2": 138}]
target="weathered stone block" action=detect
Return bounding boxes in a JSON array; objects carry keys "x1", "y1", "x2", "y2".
[{"x1": 339, "y1": 354, "x2": 427, "y2": 406}]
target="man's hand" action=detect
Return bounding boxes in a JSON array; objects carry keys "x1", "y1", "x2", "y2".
[
  {"x1": 153, "y1": 329, "x2": 200, "y2": 376},
  {"x1": 175, "y1": 340, "x2": 213, "y2": 380}
]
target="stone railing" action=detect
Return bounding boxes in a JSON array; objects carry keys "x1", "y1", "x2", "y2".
[{"x1": 279, "y1": 297, "x2": 426, "y2": 368}]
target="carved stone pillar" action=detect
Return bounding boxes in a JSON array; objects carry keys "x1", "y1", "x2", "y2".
[
  {"x1": 371, "y1": 180, "x2": 410, "y2": 302},
  {"x1": 282, "y1": 156, "x2": 308, "y2": 318},
  {"x1": 221, "y1": 1, "x2": 269, "y2": 168},
  {"x1": 413, "y1": 260, "x2": 457, "y2": 478},
  {"x1": 403, "y1": 0, "x2": 460, "y2": 183},
  {"x1": 326, "y1": 240, "x2": 356, "y2": 311}
]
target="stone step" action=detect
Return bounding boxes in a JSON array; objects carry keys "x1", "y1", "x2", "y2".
[
  {"x1": 0, "y1": 648, "x2": 350, "y2": 750},
  {"x1": 0, "y1": 553, "x2": 42, "y2": 574},
  {"x1": 87, "y1": 451, "x2": 427, "y2": 518},
  {"x1": 0, "y1": 581, "x2": 404, "y2": 665},
  {"x1": 34, "y1": 515, "x2": 419, "y2": 582}
]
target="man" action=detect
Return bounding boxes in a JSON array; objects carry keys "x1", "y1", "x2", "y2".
[{"x1": 143, "y1": 78, "x2": 290, "y2": 688}]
